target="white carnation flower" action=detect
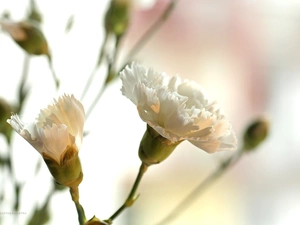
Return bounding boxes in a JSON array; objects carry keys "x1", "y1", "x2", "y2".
[
  {"x1": 7, "y1": 94, "x2": 85, "y2": 165},
  {"x1": 120, "y1": 62, "x2": 237, "y2": 153}
]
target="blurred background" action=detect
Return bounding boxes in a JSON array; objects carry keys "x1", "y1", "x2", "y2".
[{"x1": 1, "y1": 0, "x2": 300, "y2": 224}]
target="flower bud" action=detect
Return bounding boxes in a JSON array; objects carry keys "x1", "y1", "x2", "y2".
[
  {"x1": 139, "y1": 125, "x2": 181, "y2": 166},
  {"x1": 243, "y1": 118, "x2": 269, "y2": 151},
  {"x1": 85, "y1": 216, "x2": 109, "y2": 225},
  {"x1": 1, "y1": 11, "x2": 10, "y2": 20},
  {"x1": 0, "y1": 20, "x2": 49, "y2": 55},
  {"x1": 104, "y1": 0, "x2": 131, "y2": 37}
]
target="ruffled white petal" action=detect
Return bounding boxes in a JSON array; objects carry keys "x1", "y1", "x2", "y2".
[
  {"x1": 37, "y1": 94, "x2": 85, "y2": 149},
  {"x1": 120, "y1": 62, "x2": 145, "y2": 105},
  {"x1": 7, "y1": 114, "x2": 42, "y2": 150},
  {"x1": 120, "y1": 62, "x2": 237, "y2": 153},
  {"x1": 120, "y1": 62, "x2": 165, "y2": 105},
  {"x1": 7, "y1": 94, "x2": 85, "y2": 165},
  {"x1": 189, "y1": 129, "x2": 237, "y2": 153}
]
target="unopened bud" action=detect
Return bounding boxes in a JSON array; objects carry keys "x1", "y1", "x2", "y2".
[
  {"x1": 243, "y1": 118, "x2": 269, "y2": 151},
  {"x1": 0, "y1": 20, "x2": 49, "y2": 55},
  {"x1": 139, "y1": 124, "x2": 181, "y2": 166},
  {"x1": 104, "y1": 0, "x2": 131, "y2": 37}
]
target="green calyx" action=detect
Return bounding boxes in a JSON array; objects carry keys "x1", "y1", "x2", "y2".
[
  {"x1": 43, "y1": 146, "x2": 83, "y2": 187},
  {"x1": 139, "y1": 124, "x2": 182, "y2": 166}
]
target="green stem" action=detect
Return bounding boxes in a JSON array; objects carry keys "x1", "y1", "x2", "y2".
[
  {"x1": 105, "y1": 163, "x2": 148, "y2": 224},
  {"x1": 20, "y1": 55, "x2": 30, "y2": 89},
  {"x1": 85, "y1": 79, "x2": 105, "y2": 119},
  {"x1": 75, "y1": 202, "x2": 86, "y2": 225},
  {"x1": 70, "y1": 186, "x2": 86, "y2": 225},
  {"x1": 123, "y1": 0, "x2": 179, "y2": 66},
  {"x1": 80, "y1": 32, "x2": 109, "y2": 101},
  {"x1": 85, "y1": 35, "x2": 121, "y2": 120},
  {"x1": 17, "y1": 54, "x2": 30, "y2": 113},
  {"x1": 154, "y1": 148, "x2": 245, "y2": 225},
  {"x1": 47, "y1": 54, "x2": 60, "y2": 89}
]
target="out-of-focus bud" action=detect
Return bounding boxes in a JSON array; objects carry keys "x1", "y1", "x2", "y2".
[
  {"x1": 85, "y1": 216, "x2": 109, "y2": 225},
  {"x1": 0, "y1": 98, "x2": 12, "y2": 141},
  {"x1": 243, "y1": 118, "x2": 269, "y2": 151},
  {"x1": 1, "y1": 11, "x2": 10, "y2": 20},
  {"x1": 139, "y1": 125, "x2": 181, "y2": 166},
  {"x1": 0, "y1": 20, "x2": 49, "y2": 55},
  {"x1": 104, "y1": 0, "x2": 131, "y2": 37}
]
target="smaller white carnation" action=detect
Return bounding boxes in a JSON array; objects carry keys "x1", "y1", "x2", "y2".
[{"x1": 7, "y1": 94, "x2": 85, "y2": 165}]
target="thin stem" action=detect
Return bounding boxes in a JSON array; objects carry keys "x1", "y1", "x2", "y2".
[
  {"x1": 123, "y1": 0, "x2": 179, "y2": 65},
  {"x1": 108, "y1": 35, "x2": 121, "y2": 79},
  {"x1": 17, "y1": 54, "x2": 30, "y2": 113},
  {"x1": 20, "y1": 55, "x2": 30, "y2": 89},
  {"x1": 85, "y1": 82, "x2": 105, "y2": 119},
  {"x1": 80, "y1": 66, "x2": 98, "y2": 101},
  {"x1": 154, "y1": 149, "x2": 245, "y2": 225},
  {"x1": 70, "y1": 186, "x2": 86, "y2": 225},
  {"x1": 47, "y1": 54, "x2": 60, "y2": 89},
  {"x1": 105, "y1": 163, "x2": 148, "y2": 224},
  {"x1": 85, "y1": 35, "x2": 121, "y2": 120},
  {"x1": 75, "y1": 202, "x2": 86, "y2": 225},
  {"x1": 80, "y1": 32, "x2": 109, "y2": 101}
]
